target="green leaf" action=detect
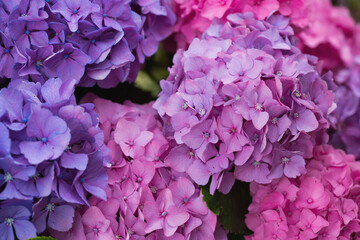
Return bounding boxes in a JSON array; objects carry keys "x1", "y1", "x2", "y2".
[
  {"x1": 201, "y1": 180, "x2": 253, "y2": 236},
  {"x1": 134, "y1": 71, "x2": 161, "y2": 98},
  {"x1": 27, "y1": 237, "x2": 56, "y2": 240}
]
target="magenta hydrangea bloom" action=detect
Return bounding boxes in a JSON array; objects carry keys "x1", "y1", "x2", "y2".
[
  {"x1": 0, "y1": 0, "x2": 176, "y2": 87},
  {"x1": 49, "y1": 96, "x2": 218, "y2": 239},
  {"x1": 172, "y1": 0, "x2": 308, "y2": 48},
  {"x1": 173, "y1": 0, "x2": 357, "y2": 74},
  {"x1": 155, "y1": 13, "x2": 334, "y2": 191},
  {"x1": 245, "y1": 145, "x2": 360, "y2": 239},
  {"x1": 0, "y1": 78, "x2": 109, "y2": 237}
]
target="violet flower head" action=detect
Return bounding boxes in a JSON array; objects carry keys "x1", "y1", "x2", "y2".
[
  {"x1": 155, "y1": 13, "x2": 334, "y2": 191},
  {"x1": 0, "y1": 0, "x2": 176, "y2": 87},
  {"x1": 329, "y1": 59, "x2": 360, "y2": 159},
  {"x1": 0, "y1": 78, "x2": 109, "y2": 234},
  {"x1": 245, "y1": 145, "x2": 360, "y2": 239}
]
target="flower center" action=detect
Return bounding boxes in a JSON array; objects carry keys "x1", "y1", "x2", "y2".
[
  {"x1": 46, "y1": 203, "x2": 55, "y2": 212},
  {"x1": 80, "y1": 178, "x2": 85, "y2": 183},
  {"x1": 64, "y1": 54, "x2": 69, "y2": 59},
  {"x1": 203, "y1": 132, "x2": 210, "y2": 139},
  {"x1": 307, "y1": 198, "x2": 313, "y2": 204},
  {"x1": 252, "y1": 161, "x2": 260, "y2": 168},
  {"x1": 150, "y1": 186, "x2": 157, "y2": 194},
  {"x1": 4, "y1": 172, "x2": 13, "y2": 182},
  {"x1": 25, "y1": 30, "x2": 30, "y2": 35},
  {"x1": 182, "y1": 102, "x2": 188, "y2": 109},
  {"x1": 91, "y1": 39, "x2": 95, "y2": 44},
  {"x1": 198, "y1": 108, "x2": 206, "y2": 117},
  {"x1": 73, "y1": 9, "x2": 78, "y2": 14},
  {"x1": 188, "y1": 151, "x2": 195, "y2": 157},
  {"x1": 161, "y1": 211, "x2": 167, "y2": 217},
  {"x1": 154, "y1": 156, "x2": 159, "y2": 161},
  {"x1": 41, "y1": 137, "x2": 48, "y2": 143},
  {"x1": 281, "y1": 157, "x2": 289, "y2": 164},
  {"x1": 235, "y1": 94, "x2": 240, "y2": 101},
  {"x1": 271, "y1": 117, "x2": 278, "y2": 124},
  {"x1": 93, "y1": 228, "x2": 98, "y2": 233},
  {"x1": 4, "y1": 218, "x2": 14, "y2": 226},
  {"x1": 230, "y1": 128, "x2": 236, "y2": 134},
  {"x1": 184, "y1": 197, "x2": 189, "y2": 203},
  {"x1": 137, "y1": 177, "x2": 142, "y2": 182},
  {"x1": 255, "y1": 103, "x2": 263, "y2": 111},
  {"x1": 276, "y1": 71, "x2": 282, "y2": 76},
  {"x1": 128, "y1": 228, "x2": 134, "y2": 235},
  {"x1": 294, "y1": 90, "x2": 301, "y2": 98},
  {"x1": 293, "y1": 113, "x2": 299, "y2": 119},
  {"x1": 103, "y1": 13, "x2": 107, "y2": 17},
  {"x1": 22, "y1": 117, "x2": 28, "y2": 123},
  {"x1": 32, "y1": 172, "x2": 40, "y2": 179},
  {"x1": 5, "y1": 49, "x2": 10, "y2": 53},
  {"x1": 252, "y1": 134, "x2": 259, "y2": 142}
]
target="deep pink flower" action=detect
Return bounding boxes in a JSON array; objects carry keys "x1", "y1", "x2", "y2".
[{"x1": 144, "y1": 188, "x2": 190, "y2": 237}]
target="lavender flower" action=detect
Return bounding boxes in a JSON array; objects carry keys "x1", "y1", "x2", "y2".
[
  {"x1": 155, "y1": 13, "x2": 335, "y2": 191},
  {"x1": 0, "y1": 77, "x2": 109, "y2": 236},
  {"x1": 0, "y1": 205, "x2": 37, "y2": 240},
  {"x1": 0, "y1": 0, "x2": 176, "y2": 87}
]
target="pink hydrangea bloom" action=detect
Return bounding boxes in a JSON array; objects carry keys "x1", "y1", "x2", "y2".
[
  {"x1": 245, "y1": 145, "x2": 360, "y2": 239},
  {"x1": 155, "y1": 13, "x2": 334, "y2": 191},
  {"x1": 51, "y1": 97, "x2": 217, "y2": 239},
  {"x1": 173, "y1": 0, "x2": 356, "y2": 74},
  {"x1": 172, "y1": 0, "x2": 308, "y2": 48}
]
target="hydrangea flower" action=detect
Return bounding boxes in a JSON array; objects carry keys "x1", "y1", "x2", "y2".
[
  {"x1": 49, "y1": 97, "x2": 219, "y2": 239},
  {"x1": 172, "y1": 0, "x2": 308, "y2": 48},
  {"x1": 329, "y1": 57, "x2": 360, "y2": 159},
  {"x1": 0, "y1": 0, "x2": 176, "y2": 87},
  {"x1": 173, "y1": 0, "x2": 356, "y2": 73},
  {"x1": 155, "y1": 13, "x2": 334, "y2": 191},
  {"x1": 0, "y1": 78, "x2": 109, "y2": 237},
  {"x1": 0, "y1": 204, "x2": 37, "y2": 240},
  {"x1": 245, "y1": 145, "x2": 360, "y2": 239}
]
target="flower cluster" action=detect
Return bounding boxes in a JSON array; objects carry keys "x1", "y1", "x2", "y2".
[
  {"x1": 154, "y1": 13, "x2": 335, "y2": 192},
  {"x1": 245, "y1": 145, "x2": 360, "y2": 239},
  {"x1": 173, "y1": 0, "x2": 356, "y2": 72},
  {"x1": 329, "y1": 58, "x2": 360, "y2": 158},
  {"x1": 172, "y1": 0, "x2": 309, "y2": 48},
  {"x1": 0, "y1": 0, "x2": 176, "y2": 88},
  {"x1": 49, "y1": 97, "x2": 218, "y2": 239},
  {"x1": 0, "y1": 78, "x2": 108, "y2": 239},
  {"x1": 296, "y1": 0, "x2": 356, "y2": 72}
]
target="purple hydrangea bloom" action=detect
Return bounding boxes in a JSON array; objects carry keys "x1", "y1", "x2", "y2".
[
  {"x1": 0, "y1": 78, "x2": 109, "y2": 236},
  {"x1": 155, "y1": 13, "x2": 334, "y2": 191},
  {"x1": 0, "y1": 205, "x2": 37, "y2": 240},
  {"x1": 329, "y1": 59, "x2": 360, "y2": 159},
  {"x1": 0, "y1": 0, "x2": 176, "y2": 87},
  {"x1": 51, "y1": 0, "x2": 100, "y2": 32}
]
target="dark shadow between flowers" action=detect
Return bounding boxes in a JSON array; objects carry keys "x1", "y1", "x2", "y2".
[{"x1": 202, "y1": 180, "x2": 253, "y2": 239}]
